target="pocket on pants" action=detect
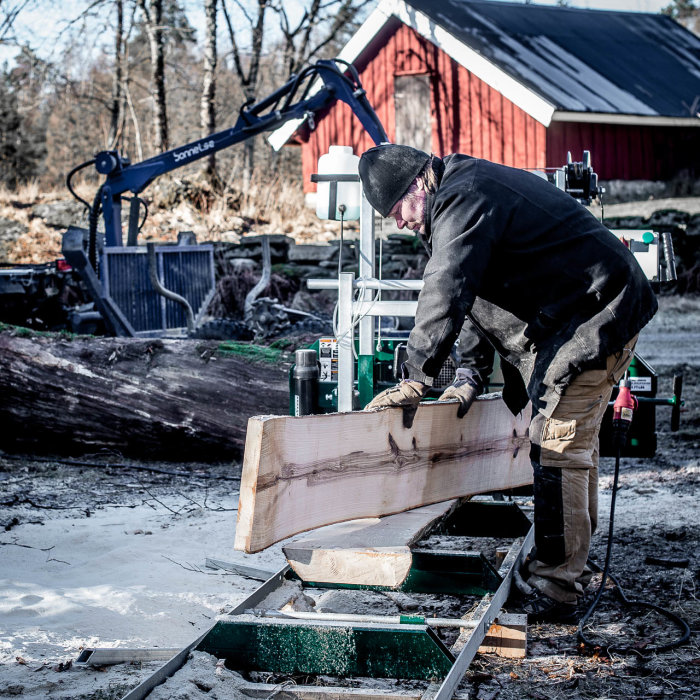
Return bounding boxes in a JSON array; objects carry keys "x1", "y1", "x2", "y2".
[
  {"x1": 540, "y1": 417, "x2": 597, "y2": 468},
  {"x1": 542, "y1": 417, "x2": 576, "y2": 443}
]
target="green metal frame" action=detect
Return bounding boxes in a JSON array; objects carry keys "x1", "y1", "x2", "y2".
[{"x1": 196, "y1": 616, "x2": 455, "y2": 680}]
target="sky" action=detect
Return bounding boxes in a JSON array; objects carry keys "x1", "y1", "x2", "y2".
[{"x1": 0, "y1": 0, "x2": 681, "y2": 67}]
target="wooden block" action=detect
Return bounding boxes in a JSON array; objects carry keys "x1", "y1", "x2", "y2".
[
  {"x1": 283, "y1": 500, "x2": 460, "y2": 587},
  {"x1": 235, "y1": 396, "x2": 531, "y2": 553},
  {"x1": 478, "y1": 613, "x2": 527, "y2": 658}
]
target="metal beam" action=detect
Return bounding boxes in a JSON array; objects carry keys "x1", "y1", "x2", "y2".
[
  {"x1": 204, "y1": 558, "x2": 276, "y2": 581},
  {"x1": 76, "y1": 648, "x2": 180, "y2": 666},
  {"x1": 422, "y1": 525, "x2": 535, "y2": 700},
  {"x1": 118, "y1": 567, "x2": 291, "y2": 700}
]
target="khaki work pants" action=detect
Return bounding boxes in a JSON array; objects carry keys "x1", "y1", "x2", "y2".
[{"x1": 526, "y1": 336, "x2": 638, "y2": 604}]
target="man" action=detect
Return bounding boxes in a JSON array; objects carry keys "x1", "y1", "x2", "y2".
[{"x1": 359, "y1": 144, "x2": 657, "y2": 623}]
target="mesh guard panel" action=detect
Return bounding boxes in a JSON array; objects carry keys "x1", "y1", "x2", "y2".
[{"x1": 102, "y1": 244, "x2": 215, "y2": 335}]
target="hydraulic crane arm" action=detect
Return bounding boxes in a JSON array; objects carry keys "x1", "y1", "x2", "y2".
[{"x1": 88, "y1": 59, "x2": 388, "y2": 248}]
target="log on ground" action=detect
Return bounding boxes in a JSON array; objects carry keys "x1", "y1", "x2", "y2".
[
  {"x1": 0, "y1": 329, "x2": 289, "y2": 459},
  {"x1": 235, "y1": 396, "x2": 532, "y2": 553}
]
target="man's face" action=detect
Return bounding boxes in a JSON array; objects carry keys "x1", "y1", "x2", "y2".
[{"x1": 389, "y1": 180, "x2": 427, "y2": 234}]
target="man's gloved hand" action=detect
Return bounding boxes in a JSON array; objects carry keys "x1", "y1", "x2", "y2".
[
  {"x1": 365, "y1": 379, "x2": 430, "y2": 411},
  {"x1": 438, "y1": 368, "x2": 482, "y2": 418}
]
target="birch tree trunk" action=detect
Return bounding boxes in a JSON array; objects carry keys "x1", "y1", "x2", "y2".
[{"x1": 200, "y1": 0, "x2": 217, "y2": 180}]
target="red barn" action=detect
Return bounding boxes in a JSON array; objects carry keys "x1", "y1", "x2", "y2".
[{"x1": 269, "y1": 0, "x2": 700, "y2": 193}]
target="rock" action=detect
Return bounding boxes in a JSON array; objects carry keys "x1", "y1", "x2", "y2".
[
  {"x1": 390, "y1": 253, "x2": 426, "y2": 264},
  {"x1": 601, "y1": 179, "x2": 669, "y2": 203},
  {"x1": 0, "y1": 217, "x2": 27, "y2": 240},
  {"x1": 31, "y1": 200, "x2": 87, "y2": 229},
  {"x1": 687, "y1": 214, "x2": 700, "y2": 237},
  {"x1": 275, "y1": 263, "x2": 335, "y2": 279},
  {"x1": 227, "y1": 258, "x2": 257, "y2": 274},
  {"x1": 290, "y1": 289, "x2": 336, "y2": 316},
  {"x1": 380, "y1": 261, "x2": 410, "y2": 276},
  {"x1": 0, "y1": 217, "x2": 27, "y2": 258},
  {"x1": 288, "y1": 243, "x2": 337, "y2": 263},
  {"x1": 648, "y1": 210, "x2": 690, "y2": 230},
  {"x1": 239, "y1": 233, "x2": 292, "y2": 248},
  {"x1": 605, "y1": 216, "x2": 647, "y2": 230},
  {"x1": 218, "y1": 231, "x2": 241, "y2": 243}
]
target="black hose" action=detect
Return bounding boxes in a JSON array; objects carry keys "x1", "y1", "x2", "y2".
[
  {"x1": 66, "y1": 158, "x2": 96, "y2": 215},
  {"x1": 577, "y1": 449, "x2": 691, "y2": 656},
  {"x1": 88, "y1": 186, "x2": 103, "y2": 273}
]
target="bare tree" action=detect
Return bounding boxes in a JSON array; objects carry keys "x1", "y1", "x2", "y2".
[
  {"x1": 662, "y1": 0, "x2": 700, "y2": 35},
  {"x1": 138, "y1": 0, "x2": 169, "y2": 152},
  {"x1": 0, "y1": 0, "x2": 33, "y2": 45},
  {"x1": 221, "y1": 0, "x2": 269, "y2": 189},
  {"x1": 201, "y1": 0, "x2": 217, "y2": 180},
  {"x1": 108, "y1": 0, "x2": 125, "y2": 147},
  {"x1": 274, "y1": 0, "x2": 371, "y2": 77}
]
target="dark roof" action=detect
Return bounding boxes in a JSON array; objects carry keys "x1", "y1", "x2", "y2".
[{"x1": 405, "y1": 0, "x2": 700, "y2": 118}]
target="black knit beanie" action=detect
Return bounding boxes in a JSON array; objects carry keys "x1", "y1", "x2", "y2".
[{"x1": 359, "y1": 144, "x2": 431, "y2": 217}]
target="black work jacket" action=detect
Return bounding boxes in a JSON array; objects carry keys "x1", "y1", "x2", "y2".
[{"x1": 405, "y1": 154, "x2": 658, "y2": 417}]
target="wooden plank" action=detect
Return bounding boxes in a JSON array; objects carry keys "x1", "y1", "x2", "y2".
[
  {"x1": 235, "y1": 396, "x2": 532, "y2": 553},
  {"x1": 478, "y1": 613, "x2": 527, "y2": 658},
  {"x1": 283, "y1": 500, "x2": 460, "y2": 587}
]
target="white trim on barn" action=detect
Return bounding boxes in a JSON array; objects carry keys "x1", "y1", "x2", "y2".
[
  {"x1": 551, "y1": 112, "x2": 700, "y2": 127},
  {"x1": 384, "y1": 0, "x2": 555, "y2": 126}
]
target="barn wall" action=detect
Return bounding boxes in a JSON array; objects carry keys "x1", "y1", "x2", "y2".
[
  {"x1": 301, "y1": 22, "x2": 547, "y2": 193},
  {"x1": 546, "y1": 122, "x2": 700, "y2": 180}
]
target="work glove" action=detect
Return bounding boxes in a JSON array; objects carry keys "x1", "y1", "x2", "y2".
[
  {"x1": 438, "y1": 368, "x2": 481, "y2": 418},
  {"x1": 364, "y1": 379, "x2": 430, "y2": 411}
]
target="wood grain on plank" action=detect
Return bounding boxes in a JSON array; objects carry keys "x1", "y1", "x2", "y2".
[{"x1": 235, "y1": 396, "x2": 531, "y2": 553}]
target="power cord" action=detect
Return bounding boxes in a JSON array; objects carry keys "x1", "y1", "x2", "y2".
[{"x1": 577, "y1": 376, "x2": 691, "y2": 656}]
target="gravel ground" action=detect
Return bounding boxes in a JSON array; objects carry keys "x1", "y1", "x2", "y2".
[{"x1": 0, "y1": 296, "x2": 697, "y2": 699}]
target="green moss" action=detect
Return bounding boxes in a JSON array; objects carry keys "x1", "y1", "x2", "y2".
[
  {"x1": 0, "y1": 322, "x2": 78, "y2": 339},
  {"x1": 271, "y1": 263, "x2": 300, "y2": 278},
  {"x1": 217, "y1": 341, "x2": 283, "y2": 364}
]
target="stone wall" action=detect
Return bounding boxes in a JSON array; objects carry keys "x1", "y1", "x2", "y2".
[{"x1": 207, "y1": 211, "x2": 698, "y2": 321}]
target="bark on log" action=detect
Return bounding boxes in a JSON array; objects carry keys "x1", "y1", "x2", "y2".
[{"x1": 0, "y1": 329, "x2": 289, "y2": 459}]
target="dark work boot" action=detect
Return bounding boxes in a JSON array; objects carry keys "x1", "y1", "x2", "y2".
[{"x1": 521, "y1": 590, "x2": 579, "y2": 624}]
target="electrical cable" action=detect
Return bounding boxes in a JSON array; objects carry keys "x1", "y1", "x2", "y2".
[
  {"x1": 577, "y1": 376, "x2": 691, "y2": 657},
  {"x1": 138, "y1": 197, "x2": 149, "y2": 232}
]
